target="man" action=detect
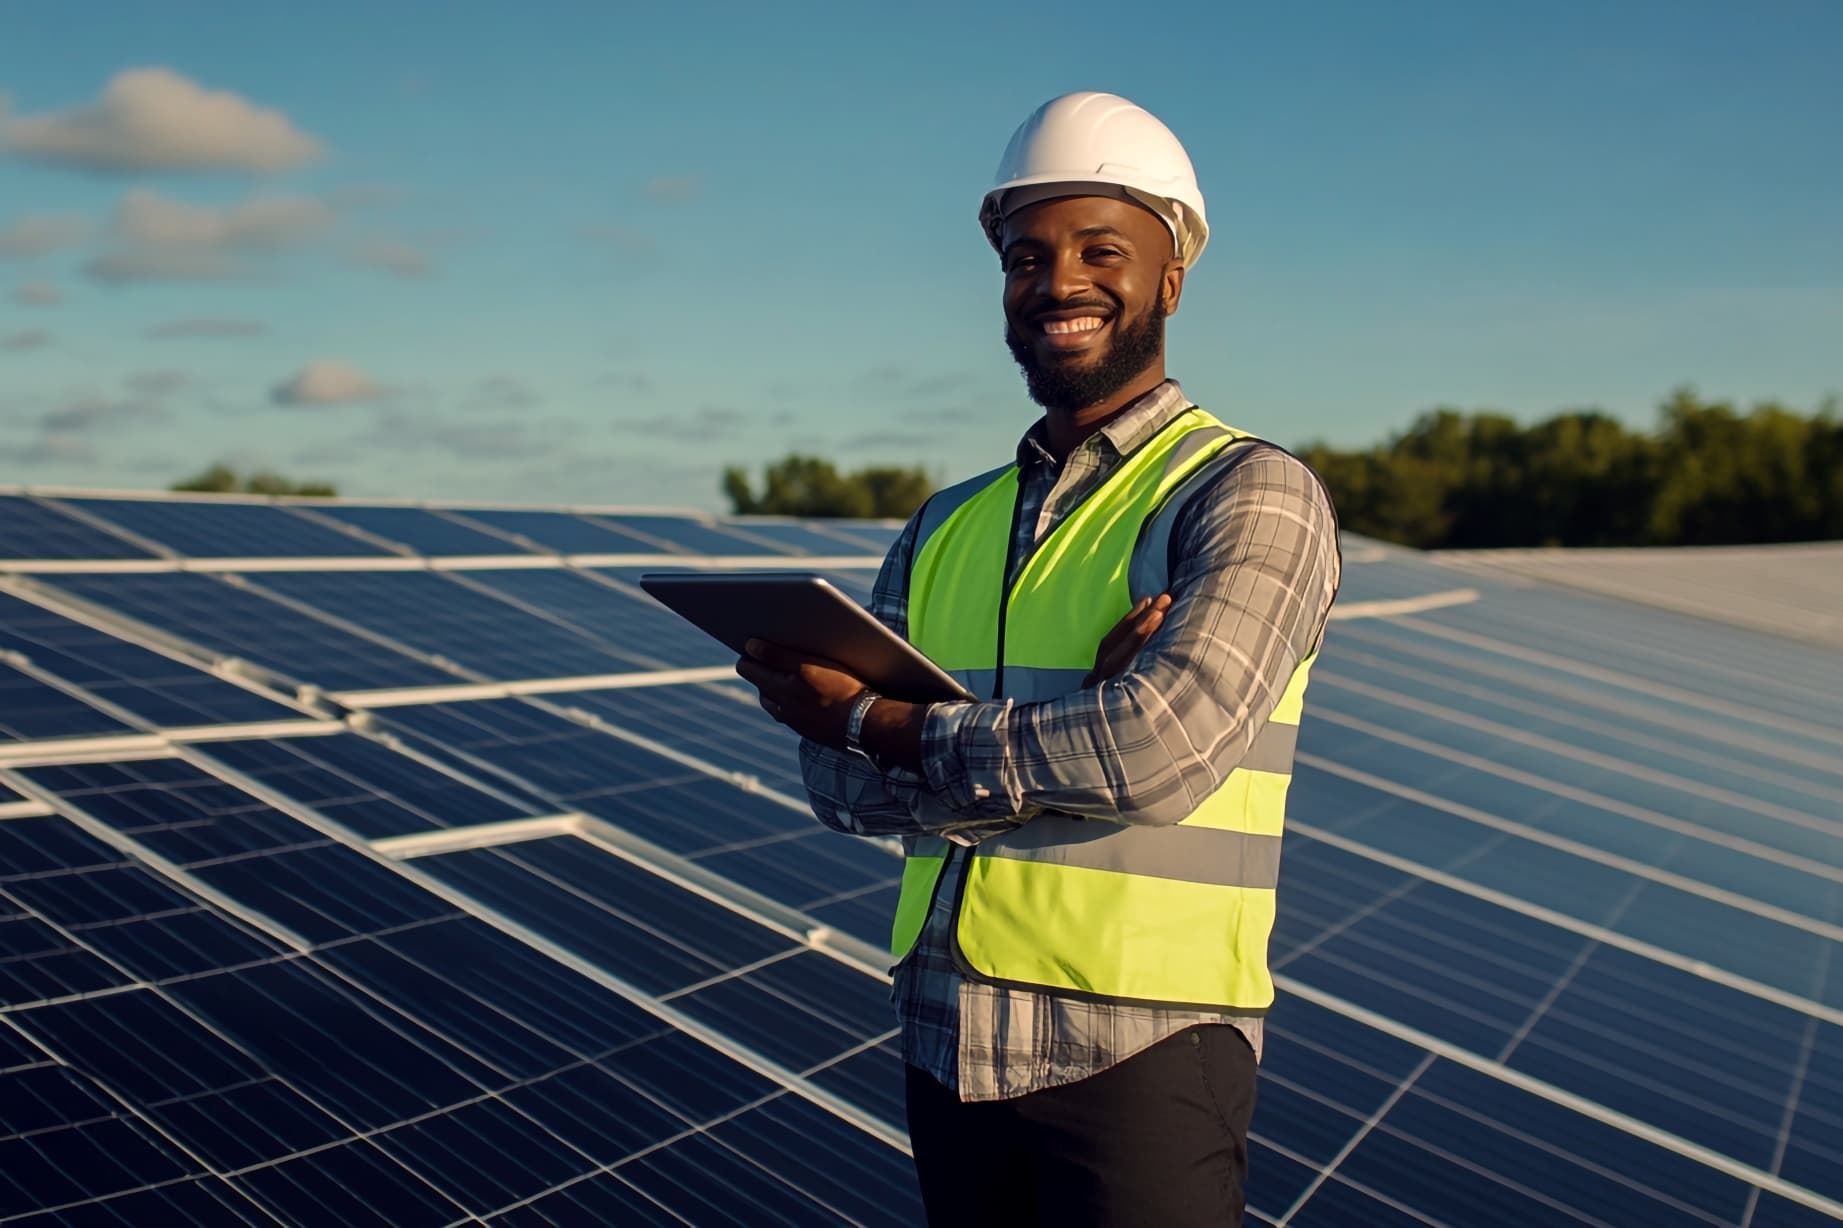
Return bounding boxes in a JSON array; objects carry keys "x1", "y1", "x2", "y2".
[{"x1": 736, "y1": 91, "x2": 1340, "y2": 1227}]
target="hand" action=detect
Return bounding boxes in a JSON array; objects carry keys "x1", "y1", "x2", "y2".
[
  {"x1": 735, "y1": 638, "x2": 870, "y2": 746},
  {"x1": 1082, "y1": 594, "x2": 1172, "y2": 688}
]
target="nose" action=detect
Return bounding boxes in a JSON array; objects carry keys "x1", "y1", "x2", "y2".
[{"x1": 1037, "y1": 249, "x2": 1091, "y2": 302}]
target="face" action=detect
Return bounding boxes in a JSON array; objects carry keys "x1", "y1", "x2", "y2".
[{"x1": 999, "y1": 194, "x2": 1184, "y2": 413}]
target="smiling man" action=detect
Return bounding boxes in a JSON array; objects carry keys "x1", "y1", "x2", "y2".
[{"x1": 737, "y1": 92, "x2": 1341, "y2": 1226}]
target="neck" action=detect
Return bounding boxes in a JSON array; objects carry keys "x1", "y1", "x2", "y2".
[{"x1": 1042, "y1": 364, "x2": 1167, "y2": 461}]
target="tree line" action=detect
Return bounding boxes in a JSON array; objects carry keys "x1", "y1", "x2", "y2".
[
  {"x1": 1296, "y1": 389, "x2": 1841, "y2": 548},
  {"x1": 721, "y1": 389, "x2": 1841, "y2": 548}
]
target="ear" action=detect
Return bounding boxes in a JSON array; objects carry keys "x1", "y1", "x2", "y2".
[{"x1": 1161, "y1": 262, "x2": 1186, "y2": 317}]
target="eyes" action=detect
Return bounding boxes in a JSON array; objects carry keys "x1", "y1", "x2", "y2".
[{"x1": 1004, "y1": 245, "x2": 1127, "y2": 275}]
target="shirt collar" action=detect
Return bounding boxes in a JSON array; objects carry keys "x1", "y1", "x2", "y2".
[{"x1": 1015, "y1": 379, "x2": 1192, "y2": 472}]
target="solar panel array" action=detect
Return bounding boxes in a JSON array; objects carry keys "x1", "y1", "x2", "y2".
[{"x1": 0, "y1": 489, "x2": 1838, "y2": 1227}]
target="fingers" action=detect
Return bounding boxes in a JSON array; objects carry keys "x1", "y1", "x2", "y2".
[
  {"x1": 735, "y1": 655, "x2": 773, "y2": 689},
  {"x1": 743, "y1": 638, "x2": 790, "y2": 668},
  {"x1": 1085, "y1": 594, "x2": 1174, "y2": 687}
]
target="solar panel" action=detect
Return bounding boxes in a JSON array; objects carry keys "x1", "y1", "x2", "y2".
[
  {"x1": 597, "y1": 513, "x2": 805, "y2": 557},
  {"x1": 305, "y1": 503, "x2": 541, "y2": 557},
  {"x1": 0, "y1": 589, "x2": 299, "y2": 728},
  {"x1": 57, "y1": 497, "x2": 394, "y2": 558},
  {"x1": 714, "y1": 519, "x2": 886, "y2": 557},
  {"x1": 0, "y1": 496, "x2": 157, "y2": 560},
  {"x1": 460, "y1": 568, "x2": 729, "y2": 670},
  {"x1": 1, "y1": 489, "x2": 1839, "y2": 1225},
  {"x1": 44, "y1": 571, "x2": 454, "y2": 692},
  {"x1": 197, "y1": 733, "x2": 545, "y2": 838},
  {"x1": 0, "y1": 664, "x2": 132, "y2": 741},
  {"x1": 446, "y1": 508, "x2": 668, "y2": 555},
  {"x1": 253, "y1": 570, "x2": 657, "y2": 680}
]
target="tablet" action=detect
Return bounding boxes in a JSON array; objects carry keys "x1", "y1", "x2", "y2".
[{"x1": 637, "y1": 571, "x2": 978, "y2": 703}]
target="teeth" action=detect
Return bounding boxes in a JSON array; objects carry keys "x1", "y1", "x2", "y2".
[{"x1": 1043, "y1": 317, "x2": 1105, "y2": 335}]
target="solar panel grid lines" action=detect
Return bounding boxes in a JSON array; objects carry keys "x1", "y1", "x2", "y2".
[
  {"x1": 192, "y1": 730, "x2": 551, "y2": 842},
  {"x1": 399, "y1": 842, "x2": 910, "y2": 1151},
  {"x1": 133, "y1": 739, "x2": 900, "y2": 1091},
  {"x1": 1418, "y1": 578, "x2": 1843, "y2": 704},
  {"x1": 1393, "y1": 610, "x2": 1843, "y2": 758},
  {"x1": 580, "y1": 513, "x2": 799, "y2": 559},
  {"x1": 521, "y1": 690, "x2": 814, "y2": 815},
  {"x1": 2, "y1": 764, "x2": 318, "y2": 955},
  {"x1": 1325, "y1": 618, "x2": 1843, "y2": 785},
  {"x1": 246, "y1": 571, "x2": 648, "y2": 684},
  {"x1": 292, "y1": 503, "x2": 545, "y2": 559},
  {"x1": 41, "y1": 571, "x2": 457, "y2": 694},
  {"x1": 1293, "y1": 751, "x2": 1843, "y2": 956},
  {"x1": 1287, "y1": 819, "x2": 1843, "y2": 1031},
  {"x1": 1270, "y1": 977, "x2": 1843, "y2": 1223},
  {"x1": 411, "y1": 839, "x2": 905, "y2": 1149},
  {"x1": 0, "y1": 763, "x2": 918, "y2": 1223},
  {"x1": 438, "y1": 509, "x2": 668, "y2": 557},
  {"x1": 0, "y1": 496, "x2": 163, "y2": 562},
  {"x1": 0, "y1": 579, "x2": 322, "y2": 715},
  {"x1": 260, "y1": 502, "x2": 427, "y2": 561},
  {"x1": 451, "y1": 568, "x2": 729, "y2": 674},
  {"x1": 0, "y1": 659, "x2": 134, "y2": 743},
  {"x1": 1312, "y1": 639, "x2": 1843, "y2": 820},
  {"x1": 0, "y1": 590, "x2": 310, "y2": 734},
  {"x1": 58, "y1": 498, "x2": 399, "y2": 562},
  {"x1": 1311, "y1": 665, "x2": 1843, "y2": 850},
  {"x1": 437, "y1": 568, "x2": 688, "y2": 674},
  {"x1": 1270, "y1": 846, "x2": 1828, "y2": 1171},
  {"x1": 1304, "y1": 703, "x2": 1843, "y2": 912}
]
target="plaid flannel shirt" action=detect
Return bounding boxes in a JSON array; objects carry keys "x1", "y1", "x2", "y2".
[{"x1": 797, "y1": 380, "x2": 1341, "y2": 1100}]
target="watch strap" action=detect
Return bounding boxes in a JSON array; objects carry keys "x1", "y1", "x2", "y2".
[{"x1": 844, "y1": 687, "x2": 880, "y2": 758}]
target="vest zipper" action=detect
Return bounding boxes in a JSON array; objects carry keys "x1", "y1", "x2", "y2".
[{"x1": 989, "y1": 479, "x2": 1029, "y2": 700}]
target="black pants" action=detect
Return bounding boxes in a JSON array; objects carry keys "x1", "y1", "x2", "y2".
[{"x1": 905, "y1": 1023, "x2": 1258, "y2": 1227}]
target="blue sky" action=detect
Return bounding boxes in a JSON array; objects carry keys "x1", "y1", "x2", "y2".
[{"x1": 1, "y1": 0, "x2": 1838, "y2": 510}]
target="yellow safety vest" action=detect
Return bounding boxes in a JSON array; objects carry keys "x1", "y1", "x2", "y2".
[{"x1": 893, "y1": 406, "x2": 1316, "y2": 1012}]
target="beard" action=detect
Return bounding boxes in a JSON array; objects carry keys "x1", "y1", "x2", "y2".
[{"x1": 1005, "y1": 298, "x2": 1166, "y2": 413}]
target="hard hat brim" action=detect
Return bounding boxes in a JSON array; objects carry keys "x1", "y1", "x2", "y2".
[{"x1": 980, "y1": 176, "x2": 1208, "y2": 268}]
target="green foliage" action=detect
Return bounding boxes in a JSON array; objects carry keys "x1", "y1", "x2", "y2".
[
  {"x1": 1297, "y1": 389, "x2": 1841, "y2": 549},
  {"x1": 171, "y1": 464, "x2": 337, "y2": 498},
  {"x1": 723, "y1": 455, "x2": 935, "y2": 519}
]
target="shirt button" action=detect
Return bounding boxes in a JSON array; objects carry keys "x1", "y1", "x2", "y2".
[{"x1": 1189, "y1": 1031, "x2": 1201, "y2": 1047}]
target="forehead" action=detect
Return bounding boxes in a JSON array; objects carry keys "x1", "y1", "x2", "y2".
[{"x1": 999, "y1": 194, "x2": 1170, "y2": 251}]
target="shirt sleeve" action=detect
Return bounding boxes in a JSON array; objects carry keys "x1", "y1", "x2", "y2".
[
  {"x1": 796, "y1": 505, "x2": 1033, "y2": 841},
  {"x1": 917, "y1": 445, "x2": 1340, "y2": 825}
]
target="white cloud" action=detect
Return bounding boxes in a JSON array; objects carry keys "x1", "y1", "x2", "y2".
[
  {"x1": 0, "y1": 214, "x2": 88, "y2": 258},
  {"x1": 145, "y1": 317, "x2": 268, "y2": 339},
  {"x1": 1, "y1": 67, "x2": 323, "y2": 174},
  {"x1": 0, "y1": 330, "x2": 52, "y2": 351},
  {"x1": 271, "y1": 360, "x2": 384, "y2": 406},
  {"x1": 86, "y1": 188, "x2": 332, "y2": 283},
  {"x1": 13, "y1": 282, "x2": 62, "y2": 307}
]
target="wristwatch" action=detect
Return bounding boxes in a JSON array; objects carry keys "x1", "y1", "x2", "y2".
[{"x1": 844, "y1": 687, "x2": 881, "y2": 763}]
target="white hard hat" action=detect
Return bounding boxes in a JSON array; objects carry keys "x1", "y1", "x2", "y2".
[{"x1": 980, "y1": 92, "x2": 1208, "y2": 268}]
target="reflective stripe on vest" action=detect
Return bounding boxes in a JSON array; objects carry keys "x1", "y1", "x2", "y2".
[{"x1": 892, "y1": 407, "x2": 1316, "y2": 1012}]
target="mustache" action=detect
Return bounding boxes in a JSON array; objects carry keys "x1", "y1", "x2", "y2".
[{"x1": 1026, "y1": 298, "x2": 1116, "y2": 323}]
